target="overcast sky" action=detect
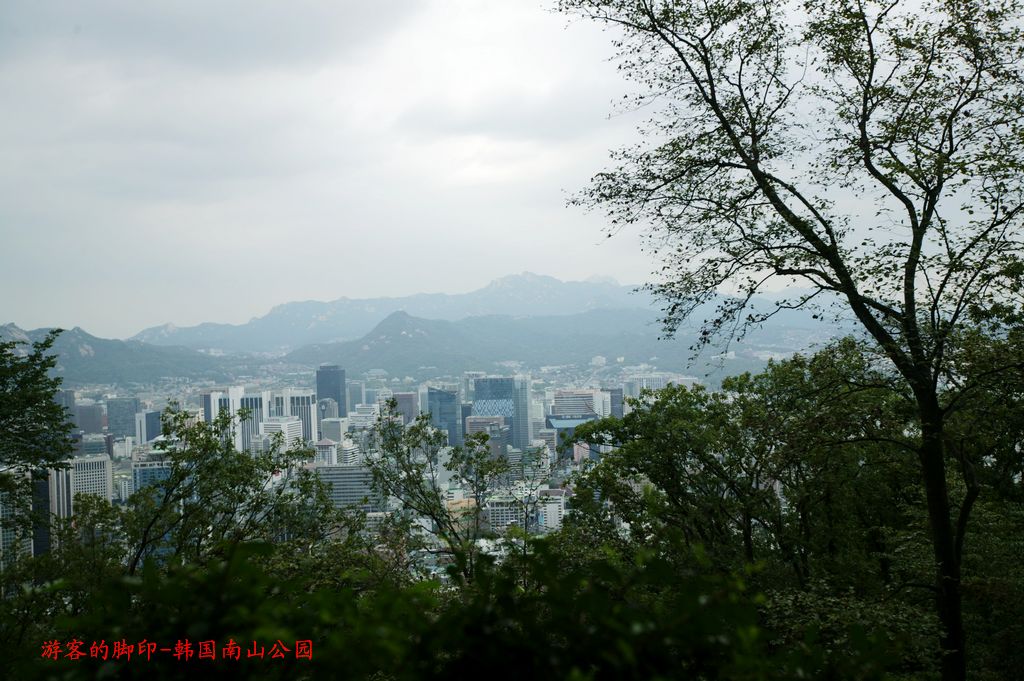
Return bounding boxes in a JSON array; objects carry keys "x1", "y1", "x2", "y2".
[{"x1": 0, "y1": 1, "x2": 666, "y2": 339}]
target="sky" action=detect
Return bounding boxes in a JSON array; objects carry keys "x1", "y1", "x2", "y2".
[{"x1": 0, "y1": 1, "x2": 663, "y2": 339}]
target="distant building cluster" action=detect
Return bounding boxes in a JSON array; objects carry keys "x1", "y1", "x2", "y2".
[{"x1": 3, "y1": 360, "x2": 697, "y2": 567}]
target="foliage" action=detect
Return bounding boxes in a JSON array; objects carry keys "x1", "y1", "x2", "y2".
[
  {"x1": 10, "y1": 538, "x2": 895, "y2": 681},
  {"x1": 3, "y1": 328, "x2": 1021, "y2": 680},
  {"x1": 367, "y1": 400, "x2": 510, "y2": 582},
  {"x1": 0, "y1": 330, "x2": 74, "y2": 536},
  {"x1": 562, "y1": 339, "x2": 1023, "y2": 675},
  {"x1": 119, "y1": 407, "x2": 337, "y2": 576},
  {"x1": 557, "y1": 1, "x2": 1024, "y2": 677}
]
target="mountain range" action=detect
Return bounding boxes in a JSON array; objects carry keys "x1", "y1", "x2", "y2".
[
  {"x1": 283, "y1": 308, "x2": 802, "y2": 381},
  {"x1": 0, "y1": 324, "x2": 235, "y2": 386},
  {"x1": 131, "y1": 273, "x2": 658, "y2": 354},
  {"x1": 3, "y1": 274, "x2": 845, "y2": 385}
]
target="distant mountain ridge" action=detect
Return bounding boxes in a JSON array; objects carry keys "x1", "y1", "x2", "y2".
[
  {"x1": 282, "y1": 307, "x2": 835, "y2": 381},
  {"x1": 2, "y1": 301, "x2": 841, "y2": 387},
  {"x1": 3, "y1": 275, "x2": 847, "y2": 385},
  {"x1": 132, "y1": 273, "x2": 657, "y2": 354},
  {"x1": 0, "y1": 323, "x2": 233, "y2": 386}
]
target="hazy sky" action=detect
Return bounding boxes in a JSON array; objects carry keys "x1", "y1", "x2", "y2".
[{"x1": 0, "y1": 1, "x2": 662, "y2": 339}]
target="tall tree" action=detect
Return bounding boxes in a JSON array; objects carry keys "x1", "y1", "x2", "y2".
[
  {"x1": 0, "y1": 330, "x2": 73, "y2": 547},
  {"x1": 368, "y1": 401, "x2": 509, "y2": 583},
  {"x1": 557, "y1": 1, "x2": 1024, "y2": 678},
  {"x1": 124, "y1": 407, "x2": 336, "y2": 576}
]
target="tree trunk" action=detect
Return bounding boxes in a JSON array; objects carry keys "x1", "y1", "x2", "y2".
[{"x1": 917, "y1": 405, "x2": 966, "y2": 681}]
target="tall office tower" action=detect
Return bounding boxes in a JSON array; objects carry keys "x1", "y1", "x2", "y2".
[
  {"x1": 314, "y1": 464, "x2": 383, "y2": 512},
  {"x1": 513, "y1": 376, "x2": 531, "y2": 449},
  {"x1": 427, "y1": 387, "x2": 462, "y2": 447},
  {"x1": 260, "y1": 416, "x2": 304, "y2": 449},
  {"x1": 531, "y1": 415, "x2": 546, "y2": 443},
  {"x1": 201, "y1": 387, "x2": 245, "y2": 450},
  {"x1": 536, "y1": 429, "x2": 558, "y2": 457},
  {"x1": 465, "y1": 416, "x2": 509, "y2": 460},
  {"x1": 316, "y1": 365, "x2": 347, "y2": 417},
  {"x1": 608, "y1": 388, "x2": 625, "y2": 418},
  {"x1": 74, "y1": 404, "x2": 104, "y2": 434},
  {"x1": 0, "y1": 468, "x2": 31, "y2": 567},
  {"x1": 106, "y1": 397, "x2": 140, "y2": 438},
  {"x1": 201, "y1": 387, "x2": 244, "y2": 423},
  {"x1": 472, "y1": 376, "x2": 531, "y2": 450},
  {"x1": 76, "y1": 433, "x2": 113, "y2": 458},
  {"x1": 462, "y1": 371, "x2": 486, "y2": 402},
  {"x1": 281, "y1": 389, "x2": 317, "y2": 443},
  {"x1": 538, "y1": 489, "x2": 569, "y2": 533},
  {"x1": 115, "y1": 476, "x2": 132, "y2": 502},
  {"x1": 484, "y1": 494, "x2": 528, "y2": 534},
  {"x1": 132, "y1": 458, "x2": 172, "y2": 494},
  {"x1": 461, "y1": 403, "x2": 473, "y2": 442},
  {"x1": 347, "y1": 381, "x2": 365, "y2": 411},
  {"x1": 239, "y1": 391, "x2": 272, "y2": 452},
  {"x1": 364, "y1": 388, "x2": 379, "y2": 406},
  {"x1": 551, "y1": 389, "x2": 610, "y2": 418},
  {"x1": 348, "y1": 403, "x2": 380, "y2": 430},
  {"x1": 54, "y1": 390, "x2": 76, "y2": 427},
  {"x1": 392, "y1": 392, "x2": 418, "y2": 425},
  {"x1": 49, "y1": 454, "x2": 114, "y2": 519},
  {"x1": 31, "y1": 471, "x2": 51, "y2": 557},
  {"x1": 135, "y1": 410, "x2": 162, "y2": 444}
]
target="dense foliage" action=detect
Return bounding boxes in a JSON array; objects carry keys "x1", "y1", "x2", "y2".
[
  {"x1": 556, "y1": 1, "x2": 1024, "y2": 677},
  {"x1": 0, "y1": 331, "x2": 1020, "y2": 679}
]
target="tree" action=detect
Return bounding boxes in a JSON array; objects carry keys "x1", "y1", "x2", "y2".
[
  {"x1": 558, "y1": 1, "x2": 1024, "y2": 677},
  {"x1": 368, "y1": 401, "x2": 509, "y2": 583},
  {"x1": 567, "y1": 342, "x2": 944, "y2": 673},
  {"x1": 124, "y1": 406, "x2": 337, "y2": 575},
  {"x1": 0, "y1": 329, "x2": 73, "y2": 556}
]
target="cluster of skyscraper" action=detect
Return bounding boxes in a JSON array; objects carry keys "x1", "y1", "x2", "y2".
[{"x1": 0, "y1": 361, "x2": 694, "y2": 568}]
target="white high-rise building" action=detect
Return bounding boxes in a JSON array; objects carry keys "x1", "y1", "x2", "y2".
[
  {"x1": 240, "y1": 391, "x2": 272, "y2": 453},
  {"x1": 551, "y1": 389, "x2": 608, "y2": 418},
  {"x1": 538, "y1": 489, "x2": 569, "y2": 533},
  {"x1": 338, "y1": 438, "x2": 361, "y2": 466},
  {"x1": 135, "y1": 410, "x2": 162, "y2": 445},
  {"x1": 201, "y1": 386, "x2": 245, "y2": 450},
  {"x1": 260, "y1": 416, "x2": 304, "y2": 449},
  {"x1": 485, "y1": 494, "x2": 525, "y2": 533},
  {"x1": 348, "y1": 403, "x2": 381, "y2": 430},
  {"x1": 274, "y1": 389, "x2": 317, "y2": 444},
  {"x1": 315, "y1": 464, "x2": 382, "y2": 512},
  {"x1": 48, "y1": 454, "x2": 114, "y2": 519}
]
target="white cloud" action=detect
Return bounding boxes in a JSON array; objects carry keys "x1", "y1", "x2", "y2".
[{"x1": 0, "y1": 1, "x2": 655, "y2": 338}]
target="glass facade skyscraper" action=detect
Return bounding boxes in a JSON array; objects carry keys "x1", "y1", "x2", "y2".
[
  {"x1": 472, "y1": 376, "x2": 531, "y2": 450},
  {"x1": 427, "y1": 387, "x2": 462, "y2": 447},
  {"x1": 106, "y1": 397, "x2": 140, "y2": 438},
  {"x1": 316, "y1": 365, "x2": 347, "y2": 417}
]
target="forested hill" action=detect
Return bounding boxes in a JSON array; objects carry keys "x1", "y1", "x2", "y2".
[
  {"x1": 283, "y1": 308, "x2": 826, "y2": 380},
  {"x1": 0, "y1": 324, "x2": 234, "y2": 386}
]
